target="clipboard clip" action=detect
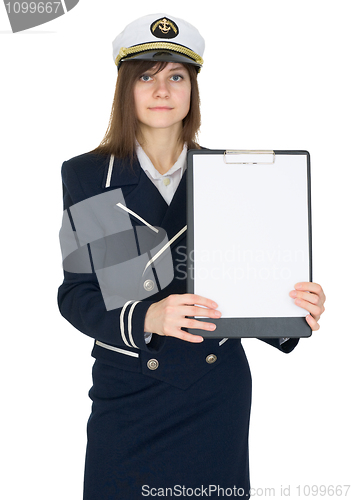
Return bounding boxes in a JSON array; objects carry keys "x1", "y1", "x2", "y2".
[{"x1": 224, "y1": 150, "x2": 275, "y2": 164}]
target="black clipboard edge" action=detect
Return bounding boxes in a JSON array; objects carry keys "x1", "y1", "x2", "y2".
[
  {"x1": 186, "y1": 149, "x2": 313, "y2": 338},
  {"x1": 184, "y1": 316, "x2": 312, "y2": 339}
]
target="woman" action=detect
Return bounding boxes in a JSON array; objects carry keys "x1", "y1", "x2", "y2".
[{"x1": 58, "y1": 14, "x2": 326, "y2": 499}]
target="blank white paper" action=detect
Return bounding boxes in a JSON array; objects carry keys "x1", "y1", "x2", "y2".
[{"x1": 192, "y1": 153, "x2": 310, "y2": 318}]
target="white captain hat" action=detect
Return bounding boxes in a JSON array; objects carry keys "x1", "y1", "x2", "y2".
[{"x1": 112, "y1": 14, "x2": 205, "y2": 71}]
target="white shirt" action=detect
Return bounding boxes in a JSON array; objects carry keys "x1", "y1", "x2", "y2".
[
  {"x1": 136, "y1": 144, "x2": 289, "y2": 347},
  {"x1": 136, "y1": 142, "x2": 187, "y2": 205}
]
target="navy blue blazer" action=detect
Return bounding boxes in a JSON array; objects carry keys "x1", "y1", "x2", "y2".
[{"x1": 57, "y1": 152, "x2": 299, "y2": 390}]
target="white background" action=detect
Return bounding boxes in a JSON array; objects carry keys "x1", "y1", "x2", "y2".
[{"x1": 1, "y1": 1, "x2": 351, "y2": 498}]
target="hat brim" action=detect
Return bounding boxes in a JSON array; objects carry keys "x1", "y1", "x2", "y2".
[{"x1": 119, "y1": 50, "x2": 202, "y2": 70}]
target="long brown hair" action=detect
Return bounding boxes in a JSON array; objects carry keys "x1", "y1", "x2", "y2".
[{"x1": 90, "y1": 60, "x2": 201, "y2": 163}]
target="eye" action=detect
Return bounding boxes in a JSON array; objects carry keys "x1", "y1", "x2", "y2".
[
  {"x1": 140, "y1": 74, "x2": 153, "y2": 82},
  {"x1": 170, "y1": 74, "x2": 183, "y2": 82}
]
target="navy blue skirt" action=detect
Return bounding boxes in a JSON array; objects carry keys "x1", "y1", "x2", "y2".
[{"x1": 83, "y1": 343, "x2": 252, "y2": 499}]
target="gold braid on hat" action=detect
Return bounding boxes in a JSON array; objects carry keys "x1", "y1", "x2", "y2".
[{"x1": 115, "y1": 42, "x2": 203, "y2": 67}]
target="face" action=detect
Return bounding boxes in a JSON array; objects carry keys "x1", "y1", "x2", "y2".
[{"x1": 133, "y1": 62, "x2": 191, "y2": 134}]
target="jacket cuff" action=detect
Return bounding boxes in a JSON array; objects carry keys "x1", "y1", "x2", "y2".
[
  {"x1": 258, "y1": 337, "x2": 299, "y2": 353},
  {"x1": 123, "y1": 300, "x2": 165, "y2": 353},
  {"x1": 279, "y1": 337, "x2": 299, "y2": 353}
]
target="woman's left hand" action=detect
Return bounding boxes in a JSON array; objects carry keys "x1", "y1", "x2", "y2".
[{"x1": 289, "y1": 282, "x2": 326, "y2": 331}]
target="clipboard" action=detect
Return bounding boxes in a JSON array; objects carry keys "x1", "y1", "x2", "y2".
[{"x1": 186, "y1": 150, "x2": 312, "y2": 338}]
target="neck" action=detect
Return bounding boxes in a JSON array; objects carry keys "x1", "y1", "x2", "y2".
[{"x1": 137, "y1": 125, "x2": 184, "y2": 175}]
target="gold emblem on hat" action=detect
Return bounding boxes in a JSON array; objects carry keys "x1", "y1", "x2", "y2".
[
  {"x1": 158, "y1": 18, "x2": 172, "y2": 34},
  {"x1": 151, "y1": 18, "x2": 178, "y2": 37}
]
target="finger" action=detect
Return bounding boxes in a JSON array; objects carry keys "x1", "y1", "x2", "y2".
[
  {"x1": 289, "y1": 290, "x2": 322, "y2": 306},
  {"x1": 293, "y1": 298, "x2": 321, "y2": 318},
  {"x1": 295, "y1": 282, "x2": 324, "y2": 298},
  {"x1": 178, "y1": 294, "x2": 219, "y2": 309},
  {"x1": 305, "y1": 314, "x2": 320, "y2": 331},
  {"x1": 182, "y1": 305, "x2": 222, "y2": 319},
  {"x1": 182, "y1": 317, "x2": 217, "y2": 332},
  {"x1": 169, "y1": 329, "x2": 204, "y2": 343}
]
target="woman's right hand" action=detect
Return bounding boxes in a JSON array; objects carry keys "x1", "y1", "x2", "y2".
[{"x1": 144, "y1": 294, "x2": 222, "y2": 343}]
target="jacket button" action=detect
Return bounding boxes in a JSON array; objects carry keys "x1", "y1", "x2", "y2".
[
  {"x1": 143, "y1": 279, "x2": 155, "y2": 291},
  {"x1": 147, "y1": 359, "x2": 159, "y2": 370},
  {"x1": 206, "y1": 354, "x2": 217, "y2": 364}
]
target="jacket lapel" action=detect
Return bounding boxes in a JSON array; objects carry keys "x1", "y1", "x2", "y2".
[
  {"x1": 103, "y1": 155, "x2": 187, "y2": 248},
  {"x1": 158, "y1": 171, "x2": 187, "y2": 245}
]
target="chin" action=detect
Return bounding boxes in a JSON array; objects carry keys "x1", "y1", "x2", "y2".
[{"x1": 145, "y1": 120, "x2": 183, "y2": 130}]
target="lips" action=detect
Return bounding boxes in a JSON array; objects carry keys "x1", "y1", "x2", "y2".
[{"x1": 148, "y1": 107, "x2": 174, "y2": 111}]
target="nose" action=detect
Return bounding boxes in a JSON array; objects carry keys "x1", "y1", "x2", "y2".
[{"x1": 153, "y1": 77, "x2": 170, "y2": 98}]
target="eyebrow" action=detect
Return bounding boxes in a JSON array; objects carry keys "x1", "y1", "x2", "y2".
[
  {"x1": 146, "y1": 65, "x2": 186, "y2": 75},
  {"x1": 169, "y1": 65, "x2": 186, "y2": 72}
]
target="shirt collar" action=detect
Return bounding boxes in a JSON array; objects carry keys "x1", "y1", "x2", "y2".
[{"x1": 136, "y1": 142, "x2": 187, "y2": 180}]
